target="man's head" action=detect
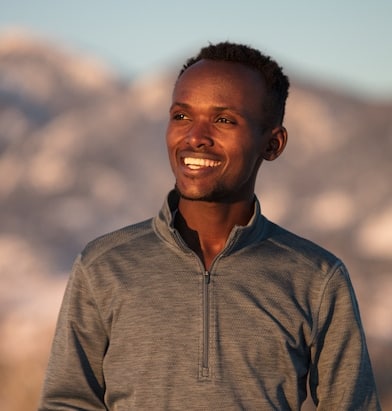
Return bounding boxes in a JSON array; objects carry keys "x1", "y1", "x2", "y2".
[
  {"x1": 179, "y1": 41, "x2": 290, "y2": 128},
  {"x1": 166, "y1": 42, "x2": 288, "y2": 203}
]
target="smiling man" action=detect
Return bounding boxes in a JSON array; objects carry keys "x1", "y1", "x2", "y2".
[
  {"x1": 39, "y1": 42, "x2": 381, "y2": 410},
  {"x1": 166, "y1": 58, "x2": 287, "y2": 271}
]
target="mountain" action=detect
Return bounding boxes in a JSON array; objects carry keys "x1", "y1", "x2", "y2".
[{"x1": 0, "y1": 30, "x2": 391, "y2": 410}]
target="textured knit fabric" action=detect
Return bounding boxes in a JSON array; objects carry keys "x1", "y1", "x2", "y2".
[{"x1": 39, "y1": 190, "x2": 381, "y2": 410}]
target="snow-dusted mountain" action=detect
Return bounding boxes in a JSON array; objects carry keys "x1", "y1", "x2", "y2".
[{"x1": 0, "y1": 30, "x2": 391, "y2": 410}]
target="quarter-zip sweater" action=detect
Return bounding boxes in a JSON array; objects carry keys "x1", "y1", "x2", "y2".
[{"x1": 39, "y1": 191, "x2": 381, "y2": 410}]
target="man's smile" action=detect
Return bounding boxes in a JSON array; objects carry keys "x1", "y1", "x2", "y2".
[{"x1": 183, "y1": 157, "x2": 222, "y2": 170}]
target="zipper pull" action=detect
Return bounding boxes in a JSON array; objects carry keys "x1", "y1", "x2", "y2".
[{"x1": 204, "y1": 271, "x2": 210, "y2": 284}]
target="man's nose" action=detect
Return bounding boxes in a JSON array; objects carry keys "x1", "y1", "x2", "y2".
[{"x1": 185, "y1": 120, "x2": 213, "y2": 148}]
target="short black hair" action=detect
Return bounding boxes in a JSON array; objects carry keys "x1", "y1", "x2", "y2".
[{"x1": 179, "y1": 41, "x2": 290, "y2": 126}]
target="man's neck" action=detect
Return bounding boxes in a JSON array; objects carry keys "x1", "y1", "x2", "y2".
[{"x1": 175, "y1": 198, "x2": 254, "y2": 270}]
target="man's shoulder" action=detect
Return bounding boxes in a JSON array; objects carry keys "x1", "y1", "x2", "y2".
[
  {"x1": 80, "y1": 218, "x2": 155, "y2": 267},
  {"x1": 264, "y1": 219, "x2": 343, "y2": 274}
]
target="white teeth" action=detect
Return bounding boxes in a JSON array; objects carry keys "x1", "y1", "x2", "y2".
[{"x1": 183, "y1": 157, "x2": 221, "y2": 169}]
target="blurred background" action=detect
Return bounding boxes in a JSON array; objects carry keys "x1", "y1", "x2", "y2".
[{"x1": 0, "y1": 1, "x2": 391, "y2": 410}]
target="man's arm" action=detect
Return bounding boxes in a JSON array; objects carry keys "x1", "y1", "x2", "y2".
[
  {"x1": 309, "y1": 264, "x2": 381, "y2": 410},
  {"x1": 38, "y1": 256, "x2": 108, "y2": 410}
]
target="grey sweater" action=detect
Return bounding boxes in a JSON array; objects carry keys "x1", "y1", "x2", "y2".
[{"x1": 39, "y1": 191, "x2": 381, "y2": 410}]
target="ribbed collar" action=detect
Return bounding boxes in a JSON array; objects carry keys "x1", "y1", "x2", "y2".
[{"x1": 153, "y1": 190, "x2": 270, "y2": 256}]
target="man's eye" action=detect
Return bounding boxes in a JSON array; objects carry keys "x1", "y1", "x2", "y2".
[
  {"x1": 217, "y1": 117, "x2": 234, "y2": 124},
  {"x1": 173, "y1": 113, "x2": 187, "y2": 120}
]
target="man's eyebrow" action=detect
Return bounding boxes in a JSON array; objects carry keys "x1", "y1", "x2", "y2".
[
  {"x1": 214, "y1": 105, "x2": 241, "y2": 113},
  {"x1": 169, "y1": 102, "x2": 191, "y2": 111},
  {"x1": 170, "y1": 102, "x2": 246, "y2": 117}
]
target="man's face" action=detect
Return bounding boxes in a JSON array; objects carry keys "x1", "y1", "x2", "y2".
[{"x1": 166, "y1": 59, "x2": 273, "y2": 203}]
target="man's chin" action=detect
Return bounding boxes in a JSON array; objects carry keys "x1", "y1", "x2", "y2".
[{"x1": 174, "y1": 184, "x2": 230, "y2": 203}]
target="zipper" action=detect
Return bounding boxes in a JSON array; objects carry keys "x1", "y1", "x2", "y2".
[
  {"x1": 170, "y1": 229, "x2": 216, "y2": 378},
  {"x1": 202, "y1": 270, "x2": 210, "y2": 377}
]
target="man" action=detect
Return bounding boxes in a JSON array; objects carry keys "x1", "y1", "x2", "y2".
[{"x1": 39, "y1": 42, "x2": 381, "y2": 410}]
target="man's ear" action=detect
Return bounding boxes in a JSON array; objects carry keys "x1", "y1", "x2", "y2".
[{"x1": 262, "y1": 126, "x2": 288, "y2": 161}]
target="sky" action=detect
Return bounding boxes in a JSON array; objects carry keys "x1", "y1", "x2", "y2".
[{"x1": 0, "y1": 0, "x2": 391, "y2": 100}]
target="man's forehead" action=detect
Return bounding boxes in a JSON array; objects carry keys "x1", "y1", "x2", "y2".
[
  {"x1": 174, "y1": 59, "x2": 266, "y2": 95},
  {"x1": 170, "y1": 60, "x2": 267, "y2": 123}
]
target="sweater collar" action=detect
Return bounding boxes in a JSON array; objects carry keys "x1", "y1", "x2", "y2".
[{"x1": 153, "y1": 190, "x2": 269, "y2": 255}]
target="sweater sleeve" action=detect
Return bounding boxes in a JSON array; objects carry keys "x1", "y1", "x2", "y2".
[
  {"x1": 309, "y1": 263, "x2": 381, "y2": 410},
  {"x1": 38, "y1": 256, "x2": 109, "y2": 410}
]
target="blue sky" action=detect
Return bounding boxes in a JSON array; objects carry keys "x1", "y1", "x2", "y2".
[{"x1": 1, "y1": 0, "x2": 391, "y2": 100}]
